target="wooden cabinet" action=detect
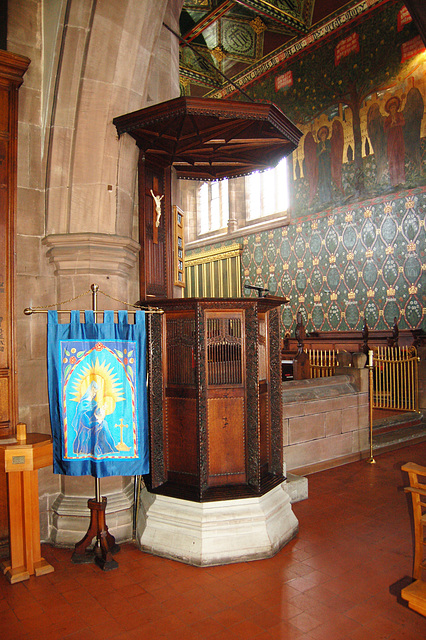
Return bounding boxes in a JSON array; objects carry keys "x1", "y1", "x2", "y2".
[{"x1": 141, "y1": 297, "x2": 287, "y2": 502}]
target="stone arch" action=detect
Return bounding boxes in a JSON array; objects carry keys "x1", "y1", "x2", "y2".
[{"x1": 45, "y1": 0, "x2": 182, "y2": 241}]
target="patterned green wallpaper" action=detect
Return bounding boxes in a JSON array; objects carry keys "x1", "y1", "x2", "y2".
[
  {"x1": 241, "y1": 187, "x2": 425, "y2": 333},
  {"x1": 186, "y1": 187, "x2": 425, "y2": 333}
]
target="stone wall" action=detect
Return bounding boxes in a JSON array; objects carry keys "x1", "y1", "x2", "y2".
[{"x1": 283, "y1": 373, "x2": 370, "y2": 475}]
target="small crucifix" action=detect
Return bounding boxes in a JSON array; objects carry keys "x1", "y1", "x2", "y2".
[{"x1": 150, "y1": 189, "x2": 163, "y2": 228}]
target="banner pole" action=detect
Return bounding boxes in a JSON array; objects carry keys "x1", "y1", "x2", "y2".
[
  {"x1": 366, "y1": 349, "x2": 376, "y2": 464},
  {"x1": 91, "y1": 284, "x2": 102, "y2": 501}
]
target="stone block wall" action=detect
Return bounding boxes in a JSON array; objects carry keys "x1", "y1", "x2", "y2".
[{"x1": 283, "y1": 374, "x2": 370, "y2": 475}]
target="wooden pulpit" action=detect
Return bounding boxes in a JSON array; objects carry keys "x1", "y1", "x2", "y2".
[
  {"x1": 140, "y1": 296, "x2": 287, "y2": 502},
  {"x1": 0, "y1": 429, "x2": 54, "y2": 583}
]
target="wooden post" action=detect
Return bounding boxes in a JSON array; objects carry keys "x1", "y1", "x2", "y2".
[{"x1": 0, "y1": 431, "x2": 55, "y2": 583}]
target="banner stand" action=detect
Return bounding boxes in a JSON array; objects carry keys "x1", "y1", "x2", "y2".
[{"x1": 25, "y1": 284, "x2": 162, "y2": 571}]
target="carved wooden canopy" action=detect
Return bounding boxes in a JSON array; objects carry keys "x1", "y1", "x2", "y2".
[{"x1": 113, "y1": 97, "x2": 302, "y2": 180}]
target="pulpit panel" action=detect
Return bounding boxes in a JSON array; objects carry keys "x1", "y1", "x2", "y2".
[
  {"x1": 166, "y1": 395, "x2": 198, "y2": 483},
  {"x1": 207, "y1": 393, "x2": 246, "y2": 486}
]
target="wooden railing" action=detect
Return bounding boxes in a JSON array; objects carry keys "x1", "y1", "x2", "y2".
[
  {"x1": 282, "y1": 316, "x2": 422, "y2": 414},
  {"x1": 282, "y1": 317, "x2": 425, "y2": 361}
]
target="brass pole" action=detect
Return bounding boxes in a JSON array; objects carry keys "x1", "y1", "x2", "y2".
[
  {"x1": 91, "y1": 284, "x2": 102, "y2": 501},
  {"x1": 367, "y1": 349, "x2": 376, "y2": 464}
]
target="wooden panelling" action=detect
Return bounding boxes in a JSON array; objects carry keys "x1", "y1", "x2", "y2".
[
  {"x1": 207, "y1": 394, "x2": 246, "y2": 486},
  {"x1": 166, "y1": 396, "x2": 198, "y2": 478},
  {"x1": 0, "y1": 51, "x2": 30, "y2": 544},
  {"x1": 138, "y1": 162, "x2": 171, "y2": 299},
  {"x1": 0, "y1": 376, "x2": 9, "y2": 423}
]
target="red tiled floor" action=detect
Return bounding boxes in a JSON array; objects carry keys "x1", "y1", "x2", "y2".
[{"x1": 1, "y1": 441, "x2": 426, "y2": 639}]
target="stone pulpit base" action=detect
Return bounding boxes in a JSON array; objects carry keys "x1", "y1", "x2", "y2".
[{"x1": 136, "y1": 482, "x2": 298, "y2": 566}]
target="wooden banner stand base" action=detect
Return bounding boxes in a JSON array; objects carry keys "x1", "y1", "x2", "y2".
[{"x1": 71, "y1": 496, "x2": 120, "y2": 571}]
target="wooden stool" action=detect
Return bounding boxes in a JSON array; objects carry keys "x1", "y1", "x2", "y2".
[
  {"x1": 0, "y1": 429, "x2": 54, "y2": 583},
  {"x1": 401, "y1": 462, "x2": 426, "y2": 617}
]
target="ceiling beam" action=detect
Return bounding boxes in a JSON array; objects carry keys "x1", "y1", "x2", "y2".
[
  {"x1": 234, "y1": 0, "x2": 307, "y2": 33},
  {"x1": 182, "y1": 1, "x2": 236, "y2": 44}
]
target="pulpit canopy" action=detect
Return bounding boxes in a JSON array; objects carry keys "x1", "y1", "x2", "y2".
[{"x1": 113, "y1": 97, "x2": 302, "y2": 181}]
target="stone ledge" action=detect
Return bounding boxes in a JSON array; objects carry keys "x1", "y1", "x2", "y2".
[
  {"x1": 282, "y1": 375, "x2": 358, "y2": 407},
  {"x1": 43, "y1": 233, "x2": 140, "y2": 276},
  {"x1": 49, "y1": 480, "x2": 134, "y2": 547}
]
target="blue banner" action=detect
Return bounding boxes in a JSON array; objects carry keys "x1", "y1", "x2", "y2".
[{"x1": 47, "y1": 310, "x2": 149, "y2": 478}]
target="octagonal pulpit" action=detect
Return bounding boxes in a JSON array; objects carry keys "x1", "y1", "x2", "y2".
[{"x1": 139, "y1": 297, "x2": 287, "y2": 502}]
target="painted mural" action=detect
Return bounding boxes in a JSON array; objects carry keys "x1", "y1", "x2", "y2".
[
  {"x1": 233, "y1": 1, "x2": 426, "y2": 216},
  {"x1": 189, "y1": 1, "x2": 425, "y2": 334}
]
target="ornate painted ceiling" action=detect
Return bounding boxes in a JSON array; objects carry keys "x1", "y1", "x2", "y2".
[
  {"x1": 179, "y1": 0, "x2": 355, "y2": 96},
  {"x1": 178, "y1": 1, "x2": 426, "y2": 97}
]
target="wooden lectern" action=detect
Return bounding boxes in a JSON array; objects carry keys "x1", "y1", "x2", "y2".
[{"x1": 0, "y1": 426, "x2": 54, "y2": 583}]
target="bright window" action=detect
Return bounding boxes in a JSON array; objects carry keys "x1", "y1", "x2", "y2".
[
  {"x1": 199, "y1": 180, "x2": 229, "y2": 234},
  {"x1": 246, "y1": 157, "x2": 288, "y2": 220}
]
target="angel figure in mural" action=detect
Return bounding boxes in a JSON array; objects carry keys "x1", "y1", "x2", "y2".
[
  {"x1": 150, "y1": 189, "x2": 164, "y2": 227},
  {"x1": 403, "y1": 87, "x2": 424, "y2": 175},
  {"x1": 384, "y1": 96, "x2": 406, "y2": 186},
  {"x1": 303, "y1": 120, "x2": 344, "y2": 206},
  {"x1": 367, "y1": 102, "x2": 388, "y2": 184},
  {"x1": 367, "y1": 87, "x2": 424, "y2": 187}
]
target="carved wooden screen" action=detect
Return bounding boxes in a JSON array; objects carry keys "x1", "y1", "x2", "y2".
[
  {"x1": 205, "y1": 310, "x2": 246, "y2": 488},
  {"x1": 206, "y1": 316, "x2": 242, "y2": 386},
  {"x1": 166, "y1": 317, "x2": 196, "y2": 386}
]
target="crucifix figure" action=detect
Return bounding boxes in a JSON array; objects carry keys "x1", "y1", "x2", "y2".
[{"x1": 150, "y1": 189, "x2": 164, "y2": 227}]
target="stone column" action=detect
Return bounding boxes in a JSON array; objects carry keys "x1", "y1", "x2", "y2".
[{"x1": 228, "y1": 177, "x2": 246, "y2": 233}]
